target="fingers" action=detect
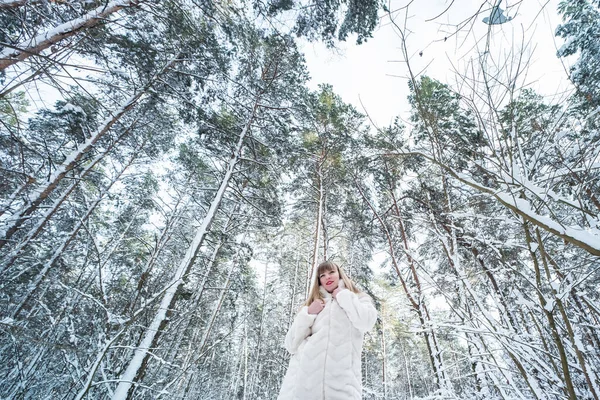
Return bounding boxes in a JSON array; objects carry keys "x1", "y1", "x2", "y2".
[{"x1": 308, "y1": 300, "x2": 325, "y2": 314}]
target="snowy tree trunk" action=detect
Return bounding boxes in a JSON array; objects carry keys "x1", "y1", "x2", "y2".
[
  {"x1": 287, "y1": 250, "x2": 300, "y2": 330},
  {"x1": 321, "y1": 191, "x2": 328, "y2": 261},
  {"x1": 242, "y1": 320, "x2": 249, "y2": 400},
  {"x1": 74, "y1": 330, "x2": 126, "y2": 400},
  {"x1": 0, "y1": 55, "x2": 180, "y2": 250},
  {"x1": 523, "y1": 222, "x2": 577, "y2": 399},
  {"x1": 1, "y1": 125, "x2": 136, "y2": 271},
  {"x1": 157, "y1": 211, "x2": 239, "y2": 394},
  {"x1": 355, "y1": 177, "x2": 447, "y2": 391},
  {"x1": 0, "y1": 176, "x2": 34, "y2": 218},
  {"x1": 534, "y1": 227, "x2": 600, "y2": 399},
  {"x1": 247, "y1": 260, "x2": 268, "y2": 396},
  {"x1": 196, "y1": 254, "x2": 238, "y2": 355},
  {"x1": 380, "y1": 303, "x2": 388, "y2": 400},
  {"x1": 0, "y1": 0, "x2": 143, "y2": 71},
  {"x1": 8, "y1": 146, "x2": 140, "y2": 317},
  {"x1": 111, "y1": 100, "x2": 258, "y2": 400},
  {"x1": 0, "y1": 179, "x2": 78, "y2": 272},
  {"x1": 128, "y1": 196, "x2": 187, "y2": 315}
]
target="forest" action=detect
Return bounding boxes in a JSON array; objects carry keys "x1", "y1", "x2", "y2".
[{"x1": 1, "y1": 0, "x2": 599, "y2": 399}]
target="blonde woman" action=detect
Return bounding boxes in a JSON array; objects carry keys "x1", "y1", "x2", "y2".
[{"x1": 278, "y1": 261, "x2": 378, "y2": 400}]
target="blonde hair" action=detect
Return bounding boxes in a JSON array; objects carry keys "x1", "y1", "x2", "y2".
[{"x1": 304, "y1": 261, "x2": 361, "y2": 307}]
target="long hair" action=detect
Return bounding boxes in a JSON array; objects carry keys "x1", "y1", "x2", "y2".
[{"x1": 304, "y1": 261, "x2": 361, "y2": 307}]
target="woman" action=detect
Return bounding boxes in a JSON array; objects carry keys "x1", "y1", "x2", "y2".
[{"x1": 278, "y1": 261, "x2": 378, "y2": 400}]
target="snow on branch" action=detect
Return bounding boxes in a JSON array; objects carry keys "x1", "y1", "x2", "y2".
[
  {"x1": 0, "y1": 0, "x2": 144, "y2": 71},
  {"x1": 391, "y1": 151, "x2": 600, "y2": 257}
]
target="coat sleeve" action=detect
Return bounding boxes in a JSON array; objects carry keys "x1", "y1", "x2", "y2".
[
  {"x1": 336, "y1": 290, "x2": 377, "y2": 333},
  {"x1": 284, "y1": 306, "x2": 317, "y2": 354}
]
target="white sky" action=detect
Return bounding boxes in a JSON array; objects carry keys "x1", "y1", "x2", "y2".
[{"x1": 299, "y1": 0, "x2": 572, "y2": 128}]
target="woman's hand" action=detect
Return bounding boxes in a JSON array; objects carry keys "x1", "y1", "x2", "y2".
[
  {"x1": 332, "y1": 287, "x2": 344, "y2": 299},
  {"x1": 307, "y1": 300, "x2": 325, "y2": 315}
]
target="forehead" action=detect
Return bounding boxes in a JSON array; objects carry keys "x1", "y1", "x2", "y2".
[{"x1": 318, "y1": 264, "x2": 337, "y2": 275}]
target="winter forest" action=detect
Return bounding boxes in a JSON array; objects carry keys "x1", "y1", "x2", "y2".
[{"x1": 1, "y1": 0, "x2": 600, "y2": 398}]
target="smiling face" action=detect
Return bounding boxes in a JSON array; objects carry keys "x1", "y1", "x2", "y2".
[{"x1": 319, "y1": 267, "x2": 340, "y2": 293}]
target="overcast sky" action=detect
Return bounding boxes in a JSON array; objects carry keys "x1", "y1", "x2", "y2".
[{"x1": 299, "y1": 0, "x2": 572, "y2": 129}]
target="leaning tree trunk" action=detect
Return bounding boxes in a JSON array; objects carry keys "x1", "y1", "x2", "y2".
[
  {"x1": 152, "y1": 209, "x2": 239, "y2": 392},
  {"x1": 163, "y1": 239, "x2": 243, "y2": 399},
  {"x1": 0, "y1": 55, "x2": 179, "y2": 250},
  {"x1": 0, "y1": 0, "x2": 144, "y2": 71},
  {"x1": 9, "y1": 143, "x2": 142, "y2": 318},
  {"x1": 111, "y1": 98, "x2": 260, "y2": 400},
  {"x1": 1, "y1": 119, "x2": 140, "y2": 272}
]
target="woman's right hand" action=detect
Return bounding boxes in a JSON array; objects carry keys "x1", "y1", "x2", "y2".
[{"x1": 307, "y1": 299, "x2": 325, "y2": 315}]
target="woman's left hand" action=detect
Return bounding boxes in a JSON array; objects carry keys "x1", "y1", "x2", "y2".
[{"x1": 332, "y1": 287, "x2": 343, "y2": 299}]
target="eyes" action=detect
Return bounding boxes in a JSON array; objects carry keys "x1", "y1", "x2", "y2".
[{"x1": 319, "y1": 271, "x2": 336, "y2": 279}]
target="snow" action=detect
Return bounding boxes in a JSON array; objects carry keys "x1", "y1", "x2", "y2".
[
  {"x1": 62, "y1": 102, "x2": 86, "y2": 115},
  {"x1": 543, "y1": 298, "x2": 555, "y2": 312},
  {"x1": 573, "y1": 332, "x2": 585, "y2": 353},
  {"x1": 515, "y1": 294, "x2": 535, "y2": 309},
  {"x1": 556, "y1": 36, "x2": 576, "y2": 57},
  {"x1": 554, "y1": 129, "x2": 569, "y2": 140},
  {"x1": 528, "y1": 243, "x2": 538, "y2": 253}
]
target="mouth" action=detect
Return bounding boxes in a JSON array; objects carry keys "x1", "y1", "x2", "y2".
[{"x1": 326, "y1": 281, "x2": 333, "y2": 286}]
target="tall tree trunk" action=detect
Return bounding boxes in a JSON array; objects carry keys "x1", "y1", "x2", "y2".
[
  {"x1": 380, "y1": 303, "x2": 387, "y2": 399},
  {"x1": 287, "y1": 250, "x2": 300, "y2": 330},
  {"x1": 307, "y1": 161, "x2": 324, "y2": 293},
  {"x1": 111, "y1": 98, "x2": 259, "y2": 400},
  {"x1": 523, "y1": 222, "x2": 577, "y2": 400},
  {"x1": 247, "y1": 260, "x2": 268, "y2": 397},
  {"x1": 74, "y1": 329, "x2": 126, "y2": 400},
  {"x1": 354, "y1": 177, "x2": 446, "y2": 391},
  {"x1": 159, "y1": 211, "x2": 240, "y2": 394},
  {"x1": 321, "y1": 191, "x2": 328, "y2": 261},
  {"x1": 534, "y1": 228, "x2": 600, "y2": 399},
  {"x1": 128, "y1": 195, "x2": 187, "y2": 315}
]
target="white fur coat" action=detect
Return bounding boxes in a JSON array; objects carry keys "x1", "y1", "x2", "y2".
[{"x1": 277, "y1": 282, "x2": 377, "y2": 400}]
